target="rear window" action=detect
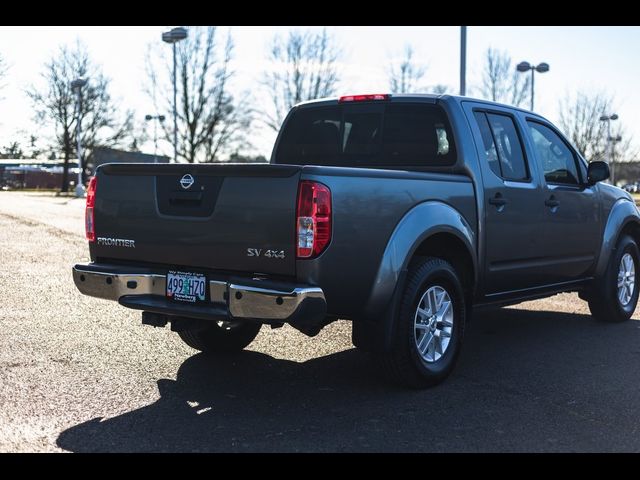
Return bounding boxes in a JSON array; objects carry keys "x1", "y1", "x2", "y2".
[{"x1": 275, "y1": 103, "x2": 456, "y2": 168}]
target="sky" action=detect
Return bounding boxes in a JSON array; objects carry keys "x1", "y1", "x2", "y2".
[{"x1": 1, "y1": 26, "x2": 639, "y2": 159}]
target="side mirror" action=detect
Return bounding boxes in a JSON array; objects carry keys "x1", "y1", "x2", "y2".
[{"x1": 587, "y1": 161, "x2": 610, "y2": 185}]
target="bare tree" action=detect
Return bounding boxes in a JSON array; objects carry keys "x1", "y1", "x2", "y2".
[
  {"x1": 480, "y1": 48, "x2": 530, "y2": 107},
  {"x1": 27, "y1": 134, "x2": 42, "y2": 159},
  {"x1": 558, "y1": 90, "x2": 635, "y2": 164},
  {"x1": 27, "y1": 42, "x2": 134, "y2": 192},
  {"x1": 0, "y1": 55, "x2": 9, "y2": 88},
  {"x1": 8, "y1": 132, "x2": 45, "y2": 160},
  {"x1": 146, "y1": 26, "x2": 250, "y2": 163},
  {"x1": 388, "y1": 45, "x2": 426, "y2": 94},
  {"x1": 0, "y1": 53, "x2": 8, "y2": 98},
  {"x1": 262, "y1": 28, "x2": 341, "y2": 131},
  {"x1": 431, "y1": 84, "x2": 451, "y2": 95},
  {"x1": 0, "y1": 141, "x2": 24, "y2": 159},
  {"x1": 387, "y1": 46, "x2": 450, "y2": 95}
]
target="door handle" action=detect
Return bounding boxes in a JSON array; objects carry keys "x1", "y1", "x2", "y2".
[
  {"x1": 168, "y1": 190, "x2": 204, "y2": 207},
  {"x1": 489, "y1": 193, "x2": 507, "y2": 207},
  {"x1": 545, "y1": 196, "x2": 560, "y2": 208}
]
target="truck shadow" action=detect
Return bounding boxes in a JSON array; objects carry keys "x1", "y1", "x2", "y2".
[{"x1": 57, "y1": 307, "x2": 640, "y2": 452}]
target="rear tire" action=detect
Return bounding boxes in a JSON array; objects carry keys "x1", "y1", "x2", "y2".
[
  {"x1": 178, "y1": 320, "x2": 261, "y2": 353},
  {"x1": 588, "y1": 234, "x2": 639, "y2": 323},
  {"x1": 379, "y1": 257, "x2": 466, "y2": 388}
]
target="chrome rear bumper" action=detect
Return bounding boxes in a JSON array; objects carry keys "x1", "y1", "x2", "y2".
[
  {"x1": 72, "y1": 267, "x2": 166, "y2": 300},
  {"x1": 72, "y1": 264, "x2": 326, "y2": 325}
]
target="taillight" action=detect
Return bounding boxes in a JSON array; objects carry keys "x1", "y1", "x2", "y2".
[
  {"x1": 296, "y1": 181, "x2": 332, "y2": 259},
  {"x1": 339, "y1": 94, "x2": 390, "y2": 103},
  {"x1": 85, "y1": 176, "x2": 97, "y2": 242}
]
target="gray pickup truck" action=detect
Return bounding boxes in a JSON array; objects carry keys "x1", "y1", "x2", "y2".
[{"x1": 73, "y1": 94, "x2": 640, "y2": 388}]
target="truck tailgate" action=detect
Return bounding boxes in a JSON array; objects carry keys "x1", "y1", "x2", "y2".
[{"x1": 91, "y1": 163, "x2": 301, "y2": 277}]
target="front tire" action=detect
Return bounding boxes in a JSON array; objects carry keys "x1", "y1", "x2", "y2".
[
  {"x1": 178, "y1": 320, "x2": 261, "y2": 353},
  {"x1": 379, "y1": 257, "x2": 466, "y2": 388},
  {"x1": 588, "y1": 234, "x2": 639, "y2": 322}
]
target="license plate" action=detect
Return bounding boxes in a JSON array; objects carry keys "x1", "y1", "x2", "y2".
[{"x1": 166, "y1": 270, "x2": 206, "y2": 303}]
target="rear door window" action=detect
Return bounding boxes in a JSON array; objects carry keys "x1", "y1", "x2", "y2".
[
  {"x1": 473, "y1": 111, "x2": 501, "y2": 178},
  {"x1": 485, "y1": 113, "x2": 529, "y2": 182},
  {"x1": 276, "y1": 103, "x2": 456, "y2": 168},
  {"x1": 473, "y1": 111, "x2": 529, "y2": 181}
]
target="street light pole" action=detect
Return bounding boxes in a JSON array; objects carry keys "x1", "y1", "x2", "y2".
[
  {"x1": 600, "y1": 113, "x2": 619, "y2": 185},
  {"x1": 162, "y1": 27, "x2": 188, "y2": 164},
  {"x1": 607, "y1": 119, "x2": 612, "y2": 162},
  {"x1": 530, "y1": 67, "x2": 534, "y2": 112},
  {"x1": 172, "y1": 43, "x2": 177, "y2": 163},
  {"x1": 145, "y1": 114, "x2": 166, "y2": 163},
  {"x1": 516, "y1": 61, "x2": 549, "y2": 111},
  {"x1": 610, "y1": 135, "x2": 622, "y2": 185},
  {"x1": 459, "y1": 26, "x2": 467, "y2": 96},
  {"x1": 71, "y1": 78, "x2": 87, "y2": 198}
]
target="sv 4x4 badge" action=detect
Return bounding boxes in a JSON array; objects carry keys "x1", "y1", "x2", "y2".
[{"x1": 247, "y1": 248, "x2": 285, "y2": 259}]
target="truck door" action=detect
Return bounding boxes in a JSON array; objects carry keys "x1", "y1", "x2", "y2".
[
  {"x1": 523, "y1": 119, "x2": 600, "y2": 283},
  {"x1": 463, "y1": 102, "x2": 551, "y2": 295}
]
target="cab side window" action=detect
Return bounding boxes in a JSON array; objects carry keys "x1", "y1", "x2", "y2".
[
  {"x1": 474, "y1": 111, "x2": 501, "y2": 178},
  {"x1": 527, "y1": 121, "x2": 580, "y2": 185},
  {"x1": 474, "y1": 111, "x2": 529, "y2": 182}
]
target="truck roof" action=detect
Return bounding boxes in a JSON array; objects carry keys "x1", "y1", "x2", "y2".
[{"x1": 295, "y1": 93, "x2": 545, "y2": 119}]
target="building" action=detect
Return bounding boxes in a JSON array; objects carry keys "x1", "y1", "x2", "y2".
[
  {"x1": 1, "y1": 148, "x2": 170, "y2": 190},
  {"x1": 612, "y1": 161, "x2": 640, "y2": 186},
  {"x1": 0, "y1": 159, "x2": 77, "y2": 190},
  {"x1": 86, "y1": 147, "x2": 170, "y2": 175}
]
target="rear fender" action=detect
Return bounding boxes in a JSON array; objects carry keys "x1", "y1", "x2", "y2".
[{"x1": 353, "y1": 201, "x2": 476, "y2": 351}]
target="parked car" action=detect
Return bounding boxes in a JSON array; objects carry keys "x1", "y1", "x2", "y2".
[{"x1": 73, "y1": 94, "x2": 640, "y2": 388}]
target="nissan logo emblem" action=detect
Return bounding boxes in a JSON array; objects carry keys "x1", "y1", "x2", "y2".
[{"x1": 180, "y1": 174, "x2": 195, "y2": 190}]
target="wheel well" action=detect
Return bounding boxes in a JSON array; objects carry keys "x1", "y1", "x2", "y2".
[
  {"x1": 410, "y1": 233, "x2": 475, "y2": 296},
  {"x1": 620, "y1": 221, "x2": 640, "y2": 248}
]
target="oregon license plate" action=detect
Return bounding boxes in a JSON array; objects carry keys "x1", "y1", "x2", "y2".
[{"x1": 166, "y1": 270, "x2": 206, "y2": 303}]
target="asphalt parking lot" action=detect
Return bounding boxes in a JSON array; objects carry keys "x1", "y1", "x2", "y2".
[{"x1": 1, "y1": 191, "x2": 640, "y2": 452}]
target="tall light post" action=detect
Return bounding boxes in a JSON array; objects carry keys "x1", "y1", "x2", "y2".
[
  {"x1": 145, "y1": 114, "x2": 166, "y2": 163},
  {"x1": 460, "y1": 26, "x2": 467, "y2": 96},
  {"x1": 516, "y1": 61, "x2": 550, "y2": 112},
  {"x1": 162, "y1": 26, "x2": 188, "y2": 164},
  {"x1": 600, "y1": 113, "x2": 619, "y2": 184},
  {"x1": 610, "y1": 135, "x2": 622, "y2": 186},
  {"x1": 71, "y1": 78, "x2": 87, "y2": 198}
]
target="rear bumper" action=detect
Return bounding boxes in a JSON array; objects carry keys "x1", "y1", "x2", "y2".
[{"x1": 72, "y1": 263, "x2": 327, "y2": 329}]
